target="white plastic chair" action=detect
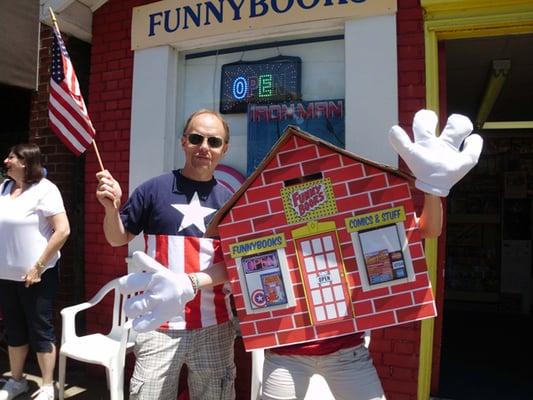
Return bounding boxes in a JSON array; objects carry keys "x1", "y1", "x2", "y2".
[{"x1": 58, "y1": 278, "x2": 136, "y2": 400}]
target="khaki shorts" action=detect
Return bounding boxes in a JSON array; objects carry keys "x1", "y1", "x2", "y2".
[{"x1": 130, "y1": 320, "x2": 236, "y2": 400}]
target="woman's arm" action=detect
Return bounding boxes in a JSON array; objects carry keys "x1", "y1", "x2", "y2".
[{"x1": 23, "y1": 212, "x2": 70, "y2": 287}]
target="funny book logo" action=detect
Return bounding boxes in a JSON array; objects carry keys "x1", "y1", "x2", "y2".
[
  {"x1": 291, "y1": 183, "x2": 326, "y2": 217},
  {"x1": 281, "y1": 178, "x2": 338, "y2": 224}
]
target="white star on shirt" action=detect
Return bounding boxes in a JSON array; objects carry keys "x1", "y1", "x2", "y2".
[{"x1": 171, "y1": 192, "x2": 216, "y2": 233}]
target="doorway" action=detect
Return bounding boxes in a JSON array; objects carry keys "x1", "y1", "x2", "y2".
[{"x1": 437, "y1": 34, "x2": 533, "y2": 400}]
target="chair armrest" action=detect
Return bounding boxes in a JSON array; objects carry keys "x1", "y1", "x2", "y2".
[
  {"x1": 60, "y1": 302, "x2": 93, "y2": 343},
  {"x1": 60, "y1": 280, "x2": 117, "y2": 343}
]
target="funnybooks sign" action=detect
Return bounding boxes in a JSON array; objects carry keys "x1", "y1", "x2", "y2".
[{"x1": 206, "y1": 126, "x2": 436, "y2": 351}]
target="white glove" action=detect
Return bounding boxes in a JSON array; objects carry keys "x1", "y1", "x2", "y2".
[
  {"x1": 388, "y1": 109, "x2": 483, "y2": 197},
  {"x1": 118, "y1": 251, "x2": 195, "y2": 332}
]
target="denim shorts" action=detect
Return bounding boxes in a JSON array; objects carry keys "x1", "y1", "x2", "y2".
[{"x1": 0, "y1": 265, "x2": 59, "y2": 352}]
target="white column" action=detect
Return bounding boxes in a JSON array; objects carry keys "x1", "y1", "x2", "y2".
[
  {"x1": 345, "y1": 14, "x2": 398, "y2": 167},
  {"x1": 128, "y1": 45, "x2": 178, "y2": 254}
]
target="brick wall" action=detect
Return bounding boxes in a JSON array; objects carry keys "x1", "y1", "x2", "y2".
[{"x1": 84, "y1": 0, "x2": 150, "y2": 333}]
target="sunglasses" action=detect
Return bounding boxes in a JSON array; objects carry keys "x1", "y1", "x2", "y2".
[{"x1": 185, "y1": 133, "x2": 225, "y2": 149}]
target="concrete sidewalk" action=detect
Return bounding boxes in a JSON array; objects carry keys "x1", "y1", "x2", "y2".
[{"x1": 0, "y1": 353, "x2": 117, "y2": 400}]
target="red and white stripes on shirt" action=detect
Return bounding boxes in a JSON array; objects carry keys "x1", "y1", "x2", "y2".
[{"x1": 144, "y1": 234, "x2": 232, "y2": 330}]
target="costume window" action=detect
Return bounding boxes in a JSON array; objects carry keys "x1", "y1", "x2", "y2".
[{"x1": 346, "y1": 206, "x2": 415, "y2": 291}]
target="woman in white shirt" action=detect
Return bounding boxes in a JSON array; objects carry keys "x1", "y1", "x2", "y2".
[{"x1": 0, "y1": 144, "x2": 70, "y2": 400}]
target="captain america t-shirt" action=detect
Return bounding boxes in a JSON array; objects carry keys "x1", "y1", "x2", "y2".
[{"x1": 120, "y1": 169, "x2": 232, "y2": 237}]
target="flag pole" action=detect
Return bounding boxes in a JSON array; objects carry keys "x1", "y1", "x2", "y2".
[{"x1": 48, "y1": 7, "x2": 106, "y2": 172}]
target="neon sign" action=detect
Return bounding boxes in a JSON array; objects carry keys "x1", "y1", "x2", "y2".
[{"x1": 220, "y1": 56, "x2": 301, "y2": 114}]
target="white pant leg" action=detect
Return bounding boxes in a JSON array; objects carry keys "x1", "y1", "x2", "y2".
[
  {"x1": 262, "y1": 350, "x2": 316, "y2": 400},
  {"x1": 262, "y1": 345, "x2": 385, "y2": 400},
  {"x1": 318, "y1": 345, "x2": 386, "y2": 400}
]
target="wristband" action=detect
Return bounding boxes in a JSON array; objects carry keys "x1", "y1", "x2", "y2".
[
  {"x1": 35, "y1": 260, "x2": 45, "y2": 270},
  {"x1": 188, "y1": 273, "x2": 199, "y2": 295}
]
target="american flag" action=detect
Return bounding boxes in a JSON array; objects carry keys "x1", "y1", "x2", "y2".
[{"x1": 48, "y1": 25, "x2": 95, "y2": 155}]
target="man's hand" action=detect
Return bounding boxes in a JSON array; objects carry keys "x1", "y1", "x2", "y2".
[
  {"x1": 118, "y1": 251, "x2": 195, "y2": 332},
  {"x1": 389, "y1": 109, "x2": 483, "y2": 197},
  {"x1": 96, "y1": 169, "x2": 122, "y2": 210}
]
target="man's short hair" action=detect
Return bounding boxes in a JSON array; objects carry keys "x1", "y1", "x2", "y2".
[{"x1": 183, "y1": 109, "x2": 230, "y2": 143}]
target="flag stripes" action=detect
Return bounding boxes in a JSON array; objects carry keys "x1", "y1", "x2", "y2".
[{"x1": 48, "y1": 25, "x2": 95, "y2": 155}]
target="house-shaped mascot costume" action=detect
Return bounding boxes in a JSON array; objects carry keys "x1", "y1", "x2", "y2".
[{"x1": 206, "y1": 126, "x2": 437, "y2": 351}]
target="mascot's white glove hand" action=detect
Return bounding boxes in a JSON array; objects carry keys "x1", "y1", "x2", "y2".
[
  {"x1": 388, "y1": 109, "x2": 483, "y2": 197},
  {"x1": 118, "y1": 251, "x2": 195, "y2": 333}
]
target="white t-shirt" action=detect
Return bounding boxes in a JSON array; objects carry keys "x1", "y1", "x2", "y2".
[{"x1": 0, "y1": 178, "x2": 66, "y2": 281}]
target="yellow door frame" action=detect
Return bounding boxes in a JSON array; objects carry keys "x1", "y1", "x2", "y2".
[{"x1": 418, "y1": 1, "x2": 533, "y2": 399}]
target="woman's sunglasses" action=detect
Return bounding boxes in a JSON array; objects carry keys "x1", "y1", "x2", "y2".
[{"x1": 185, "y1": 133, "x2": 225, "y2": 149}]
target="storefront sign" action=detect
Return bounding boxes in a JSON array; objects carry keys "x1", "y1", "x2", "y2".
[
  {"x1": 220, "y1": 56, "x2": 301, "y2": 114},
  {"x1": 132, "y1": 0, "x2": 397, "y2": 50}
]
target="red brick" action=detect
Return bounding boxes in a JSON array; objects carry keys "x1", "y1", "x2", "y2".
[
  {"x1": 340, "y1": 242, "x2": 355, "y2": 259},
  {"x1": 232, "y1": 295, "x2": 245, "y2": 310},
  {"x1": 336, "y1": 193, "x2": 371, "y2": 213},
  {"x1": 369, "y1": 337, "x2": 392, "y2": 353},
  {"x1": 239, "y1": 322, "x2": 257, "y2": 337},
  {"x1": 393, "y1": 341, "x2": 416, "y2": 355},
  {"x1": 351, "y1": 286, "x2": 389, "y2": 301},
  {"x1": 218, "y1": 220, "x2": 253, "y2": 237},
  {"x1": 315, "y1": 319, "x2": 356, "y2": 338},
  {"x1": 407, "y1": 242, "x2": 424, "y2": 259},
  {"x1": 232, "y1": 201, "x2": 270, "y2": 220},
  {"x1": 256, "y1": 317, "x2": 295, "y2": 333},
  {"x1": 252, "y1": 212, "x2": 287, "y2": 232},
  {"x1": 246, "y1": 182, "x2": 283, "y2": 203},
  {"x1": 280, "y1": 135, "x2": 298, "y2": 151},
  {"x1": 356, "y1": 311, "x2": 395, "y2": 331},
  {"x1": 302, "y1": 154, "x2": 342, "y2": 175},
  {"x1": 348, "y1": 174, "x2": 388, "y2": 195},
  {"x1": 383, "y1": 351, "x2": 420, "y2": 369},
  {"x1": 381, "y1": 377, "x2": 418, "y2": 394},
  {"x1": 269, "y1": 197, "x2": 284, "y2": 213},
  {"x1": 292, "y1": 312, "x2": 312, "y2": 327},
  {"x1": 238, "y1": 310, "x2": 272, "y2": 322},
  {"x1": 325, "y1": 163, "x2": 364, "y2": 182},
  {"x1": 332, "y1": 182, "x2": 348, "y2": 198},
  {"x1": 391, "y1": 273, "x2": 429, "y2": 293},
  {"x1": 412, "y1": 287, "x2": 434, "y2": 304},
  {"x1": 244, "y1": 333, "x2": 279, "y2": 350},
  {"x1": 374, "y1": 292, "x2": 413, "y2": 312},
  {"x1": 411, "y1": 258, "x2": 427, "y2": 273},
  {"x1": 353, "y1": 300, "x2": 374, "y2": 316},
  {"x1": 294, "y1": 136, "x2": 309, "y2": 148},
  {"x1": 278, "y1": 144, "x2": 318, "y2": 165},
  {"x1": 370, "y1": 185, "x2": 410, "y2": 205},
  {"x1": 276, "y1": 326, "x2": 316, "y2": 344},
  {"x1": 396, "y1": 303, "x2": 436, "y2": 323},
  {"x1": 263, "y1": 165, "x2": 302, "y2": 184}
]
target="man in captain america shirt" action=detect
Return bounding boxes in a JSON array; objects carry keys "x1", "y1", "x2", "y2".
[{"x1": 95, "y1": 109, "x2": 236, "y2": 400}]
